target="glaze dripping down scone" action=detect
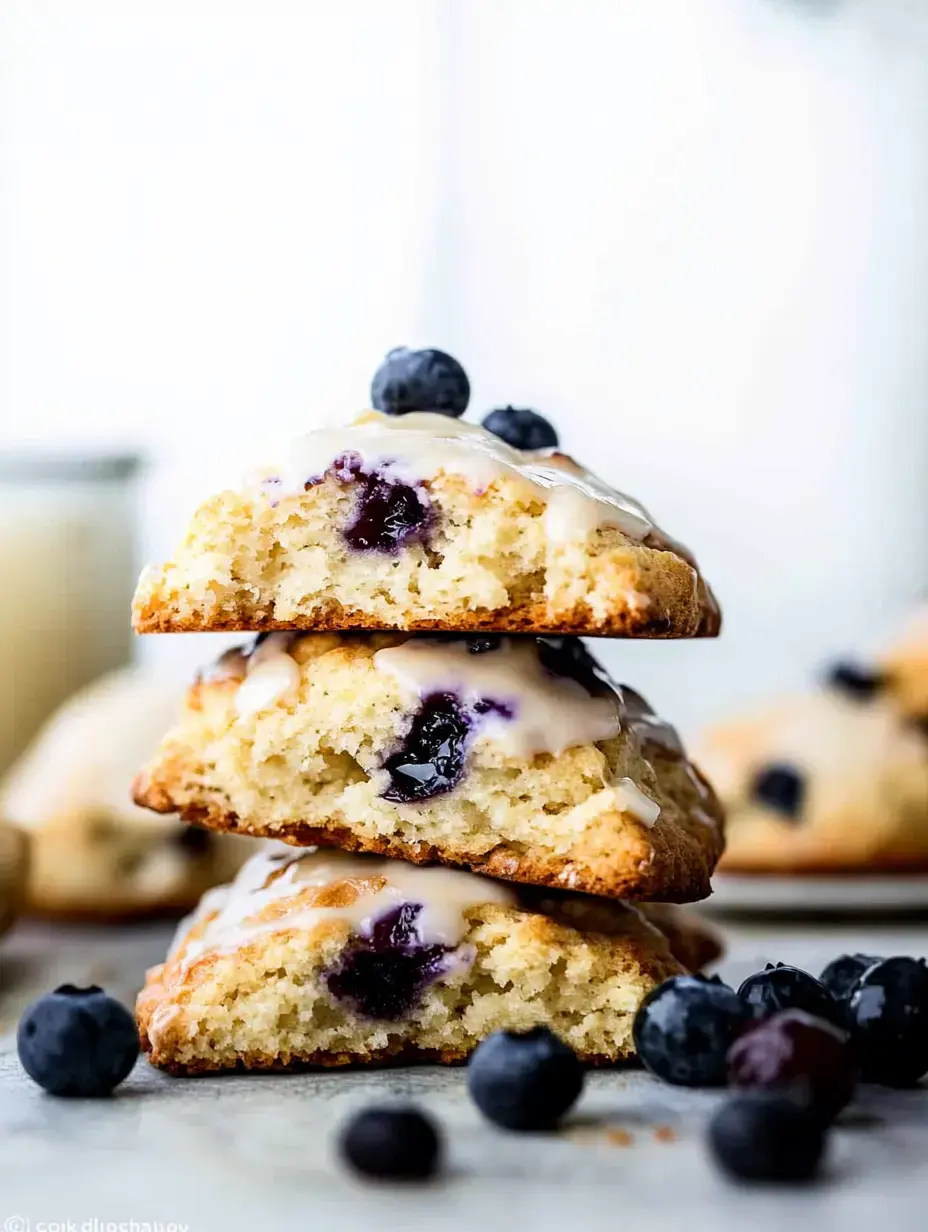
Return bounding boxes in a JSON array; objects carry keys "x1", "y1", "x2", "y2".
[
  {"x1": 137, "y1": 847, "x2": 702, "y2": 1074},
  {"x1": 694, "y1": 671, "x2": 928, "y2": 875},
  {"x1": 0, "y1": 669, "x2": 248, "y2": 918},
  {"x1": 133, "y1": 633, "x2": 724, "y2": 903},
  {"x1": 132, "y1": 412, "x2": 719, "y2": 639}
]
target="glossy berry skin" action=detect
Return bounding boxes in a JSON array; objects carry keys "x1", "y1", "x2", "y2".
[
  {"x1": 846, "y1": 957, "x2": 928, "y2": 1086},
  {"x1": 467, "y1": 1026, "x2": 584, "y2": 1130},
  {"x1": 481, "y1": 406, "x2": 558, "y2": 451},
  {"x1": 17, "y1": 984, "x2": 139, "y2": 1097},
  {"x1": 727, "y1": 1010, "x2": 855, "y2": 1122},
  {"x1": 633, "y1": 975, "x2": 753, "y2": 1087},
  {"x1": 381, "y1": 694, "x2": 471, "y2": 803},
  {"x1": 738, "y1": 965, "x2": 844, "y2": 1029},
  {"x1": 339, "y1": 1106, "x2": 442, "y2": 1180},
  {"x1": 708, "y1": 1093, "x2": 826, "y2": 1183},
  {"x1": 371, "y1": 347, "x2": 470, "y2": 418},
  {"x1": 819, "y1": 954, "x2": 882, "y2": 1007}
]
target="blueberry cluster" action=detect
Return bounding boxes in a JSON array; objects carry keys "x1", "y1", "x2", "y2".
[
  {"x1": 370, "y1": 346, "x2": 560, "y2": 451},
  {"x1": 632, "y1": 953, "x2": 928, "y2": 1183}
]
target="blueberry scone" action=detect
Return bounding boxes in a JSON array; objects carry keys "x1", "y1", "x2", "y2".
[
  {"x1": 694, "y1": 664, "x2": 928, "y2": 874},
  {"x1": 133, "y1": 634, "x2": 724, "y2": 903},
  {"x1": 132, "y1": 410, "x2": 719, "y2": 640},
  {"x1": 881, "y1": 605, "x2": 928, "y2": 722},
  {"x1": 137, "y1": 847, "x2": 699, "y2": 1074},
  {"x1": 0, "y1": 669, "x2": 248, "y2": 918}
]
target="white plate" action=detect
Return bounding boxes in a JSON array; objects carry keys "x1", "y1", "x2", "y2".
[{"x1": 701, "y1": 872, "x2": 928, "y2": 915}]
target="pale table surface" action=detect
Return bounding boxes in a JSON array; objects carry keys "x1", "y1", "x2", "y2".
[{"x1": 1, "y1": 912, "x2": 927, "y2": 1232}]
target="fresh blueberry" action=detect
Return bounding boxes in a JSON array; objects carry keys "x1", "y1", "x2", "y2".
[
  {"x1": 326, "y1": 904, "x2": 450, "y2": 1020},
  {"x1": 738, "y1": 965, "x2": 844, "y2": 1029},
  {"x1": 750, "y1": 764, "x2": 805, "y2": 820},
  {"x1": 467, "y1": 1026, "x2": 584, "y2": 1131},
  {"x1": 371, "y1": 347, "x2": 469, "y2": 418},
  {"x1": 481, "y1": 406, "x2": 558, "y2": 451},
  {"x1": 382, "y1": 694, "x2": 471, "y2": 803},
  {"x1": 845, "y1": 956, "x2": 928, "y2": 1086},
  {"x1": 819, "y1": 954, "x2": 883, "y2": 1007},
  {"x1": 825, "y1": 661, "x2": 885, "y2": 701},
  {"x1": 727, "y1": 1009, "x2": 855, "y2": 1122},
  {"x1": 17, "y1": 985, "x2": 139, "y2": 1097},
  {"x1": 708, "y1": 1093, "x2": 827, "y2": 1183},
  {"x1": 632, "y1": 975, "x2": 752, "y2": 1087},
  {"x1": 339, "y1": 1105, "x2": 442, "y2": 1180}
]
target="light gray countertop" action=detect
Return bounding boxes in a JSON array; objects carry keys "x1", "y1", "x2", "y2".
[{"x1": 1, "y1": 914, "x2": 927, "y2": 1232}]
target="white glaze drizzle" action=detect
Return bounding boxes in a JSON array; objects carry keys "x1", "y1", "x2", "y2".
[
  {"x1": 173, "y1": 847, "x2": 516, "y2": 969},
  {"x1": 373, "y1": 637, "x2": 621, "y2": 757},
  {"x1": 257, "y1": 411, "x2": 654, "y2": 544},
  {"x1": 234, "y1": 633, "x2": 301, "y2": 718},
  {"x1": 614, "y1": 777, "x2": 661, "y2": 827}
]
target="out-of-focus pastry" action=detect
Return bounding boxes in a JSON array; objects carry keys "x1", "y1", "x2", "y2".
[
  {"x1": 0, "y1": 818, "x2": 29, "y2": 935},
  {"x1": 881, "y1": 604, "x2": 928, "y2": 722},
  {"x1": 694, "y1": 662, "x2": 928, "y2": 874},
  {"x1": 0, "y1": 668, "x2": 248, "y2": 918}
]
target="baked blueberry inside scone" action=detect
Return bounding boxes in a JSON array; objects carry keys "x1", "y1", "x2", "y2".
[
  {"x1": 133, "y1": 633, "x2": 724, "y2": 903},
  {"x1": 137, "y1": 847, "x2": 717, "y2": 1074}
]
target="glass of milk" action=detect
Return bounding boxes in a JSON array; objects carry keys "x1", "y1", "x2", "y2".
[{"x1": 0, "y1": 454, "x2": 140, "y2": 775}]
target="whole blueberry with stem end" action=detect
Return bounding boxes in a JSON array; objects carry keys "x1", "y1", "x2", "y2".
[
  {"x1": 17, "y1": 984, "x2": 139, "y2": 1097},
  {"x1": 371, "y1": 348, "x2": 470, "y2": 418}
]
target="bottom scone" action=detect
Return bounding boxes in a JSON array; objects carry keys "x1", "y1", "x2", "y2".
[{"x1": 138, "y1": 848, "x2": 711, "y2": 1074}]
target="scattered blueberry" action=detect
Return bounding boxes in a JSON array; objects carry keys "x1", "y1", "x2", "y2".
[
  {"x1": 382, "y1": 694, "x2": 472, "y2": 803},
  {"x1": 738, "y1": 965, "x2": 844, "y2": 1029},
  {"x1": 467, "y1": 1026, "x2": 584, "y2": 1131},
  {"x1": 727, "y1": 1009, "x2": 855, "y2": 1122},
  {"x1": 481, "y1": 407, "x2": 559, "y2": 451},
  {"x1": 819, "y1": 954, "x2": 882, "y2": 1008},
  {"x1": 17, "y1": 984, "x2": 139, "y2": 1097},
  {"x1": 632, "y1": 975, "x2": 753, "y2": 1087},
  {"x1": 846, "y1": 956, "x2": 928, "y2": 1086},
  {"x1": 326, "y1": 904, "x2": 450, "y2": 1020},
  {"x1": 750, "y1": 764, "x2": 805, "y2": 820},
  {"x1": 339, "y1": 1105, "x2": 442, "y2": 1180},
  {"x1": 371, "y1": 347, "x2": 469, "y2": 418},
  {"x1": 825, "y1": 661, "x2": 885, "y2": 701},
  {"x1": 708, "y1": 1093, "x2": 826, "y2": 1183}
]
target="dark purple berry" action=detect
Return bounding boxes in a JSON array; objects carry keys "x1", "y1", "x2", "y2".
[
  {"x1": 825, "y1": 661, "x2": 885, "y2": 701},
  {"x1": 738, "y1": 965, "x2": 843, "y2": 1029},
  {"x1": 819, "y1": 954, "x2": 882, "y2": 1007},
  {"x1": 750, "y1": 764, "x2": 805, "y2": 820},
  {"x1": 371, "y1": 347, "x2": 469, "y2": 418},
  {"x1": 467, "y1": 1026, "x2": 583, "y2": 1130},
  {"x1": 727, "y1": 1009, "x2": 855, "y2": 1122},
  {"x1": 17, "y1": 985, "x2": 139, "y2": 1097},
  {"x1": 325, "y1": 904, "x2": 450, "y2": 1020},
  {"x1": 633, "y1": 975, "x2": 752, "y2": 1087},
  {"x1": 339, "y1": 1105, "x2": 442, "y2": 1179},
  {"x1": 846, "y1": 956, "x2": 928, "y2": 1086},
  {"x1": 708, "y1": 1093, "x2": 826, "y2": 1183},
  {"x1": 482, "y1": 407, "x2": 558, "y2": 450},
  {"x1": 382, "y1": 694, "x2": 471, "y2": 803},
  {"x1": 332, "y1": 454, "x2": 432, "y2": 553}
]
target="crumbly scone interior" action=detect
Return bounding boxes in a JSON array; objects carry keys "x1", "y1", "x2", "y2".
[
  {"x1": 138, "y1": 849, "x2": 684, "y2": 1072},
  {"x1": 134, "y1": 634, "x2": 723, "y2": 899},
  {"x1": 132, "y1": 413, "x2": 718, "y2": 638}
]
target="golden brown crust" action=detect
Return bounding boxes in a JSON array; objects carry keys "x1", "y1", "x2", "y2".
[
  {"x1": 133, "y1": 790, "x2": 716, "y2": 905},
  {"x1": 136, "y1": 893, "x2": 685, "y2": 1074}
]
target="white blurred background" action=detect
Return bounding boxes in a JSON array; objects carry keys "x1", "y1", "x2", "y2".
[{"x1": 2, "y1": 0, "x2": 928, "y2": 733}]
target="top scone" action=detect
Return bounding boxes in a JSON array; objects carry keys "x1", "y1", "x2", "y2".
[{"x1": 133, "y1": 411, "x2": 719, "y2": 639}]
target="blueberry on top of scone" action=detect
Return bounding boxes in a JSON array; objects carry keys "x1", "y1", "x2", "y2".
[
  {"x1": 481, "y1": 406, "x2": 559, "y2": 451},
  {"x1": 371, "y1": 347, "x2": 470, "y2": 418}
]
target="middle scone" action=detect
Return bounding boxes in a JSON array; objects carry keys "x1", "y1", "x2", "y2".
[{"x1": 134, "y1": 632, "x2": 724, "y2": 902}]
